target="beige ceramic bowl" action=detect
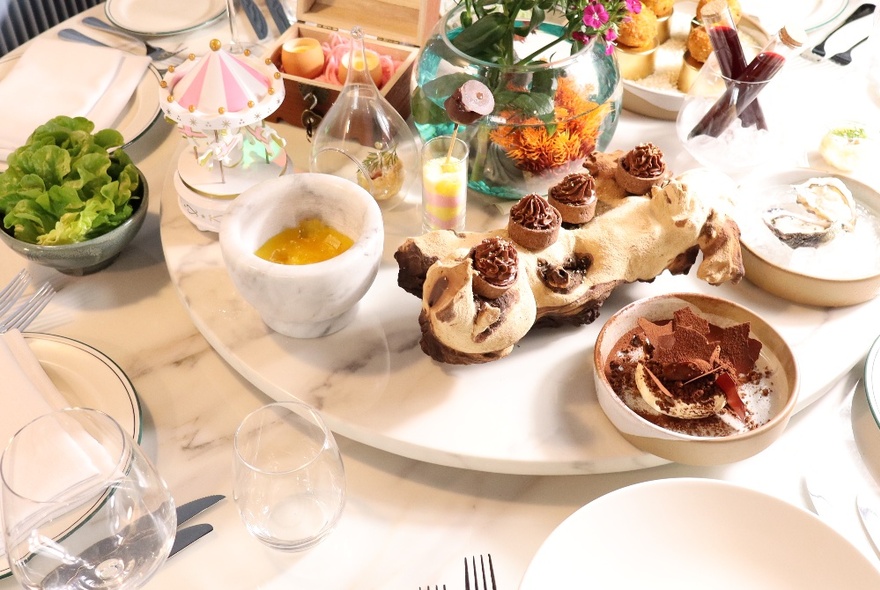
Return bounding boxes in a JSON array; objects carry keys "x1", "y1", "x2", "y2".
[
  {"x1": 736, "y1": 168, "x2": 880, "y2": 308},
  {"x1": 593, "y1": 292, "x2": 799, "y2": 466}
]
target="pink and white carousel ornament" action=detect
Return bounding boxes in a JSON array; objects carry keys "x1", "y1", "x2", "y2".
[{"x1": 159, "y1": 39, "x2": 290, "y2": 232}]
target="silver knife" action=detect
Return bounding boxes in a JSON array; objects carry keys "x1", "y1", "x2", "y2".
[
  {"x1": 177, "y1": 494, "x2": 224, "y2": 525},
  {"x1": 169, "y1": 523, "x2": 214, "y2": 558},
  {"x1": 857, "y1": 493, "x2": 880, "y2": 556},
  {"x1": 239, "y1": 0, "x2": 269, "y2": 41}
]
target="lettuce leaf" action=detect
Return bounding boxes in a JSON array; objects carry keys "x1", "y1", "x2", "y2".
[{"x1": 0, "y1": 116, "x2": 139, "y2": 245}]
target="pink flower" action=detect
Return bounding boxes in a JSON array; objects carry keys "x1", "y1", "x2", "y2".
[
  {"x1": 604, "y1": 28, "x2": 618, "y2": 43},
  {"x1": 625, "y1": 0, "x2": 642, "y2": 14},
  {"x1": 583, "y1": 3, "x2": 610, "y2": 29},
  {"x1": 572, "y1": 31, "x2": 592, "y2": 44}
]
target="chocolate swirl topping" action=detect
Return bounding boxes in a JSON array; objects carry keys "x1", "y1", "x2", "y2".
[
  {"x1": 509, "y1": 194, "x2": 560, "y2": 230},
  {"x1": 471, "y1": 237, "x2": 518, "y2": 287},
  {"x1": 620, "y1": 142, "x2": 666, "y2": 179},
  {"x1": 549, "y1": 173, "x2": 596, "y2": 205}
]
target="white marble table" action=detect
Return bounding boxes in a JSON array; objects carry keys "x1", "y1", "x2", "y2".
[{"x1": 2, "y1": 1, "x2": 880, "y2": 588}]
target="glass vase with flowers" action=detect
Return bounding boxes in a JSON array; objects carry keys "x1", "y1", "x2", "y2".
[{"x1": 412, "y1": 0, "x2": 639, "y2": 199}]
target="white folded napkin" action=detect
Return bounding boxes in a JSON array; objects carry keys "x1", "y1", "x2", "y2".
[
  {"x1": 0, "y1": 37, "x2": 150, "y2": 158},
  {"x1": 0, "y1": 329, "x2": 70, "y2": 557}
]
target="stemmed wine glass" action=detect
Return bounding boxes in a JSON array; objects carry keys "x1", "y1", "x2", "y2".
[
  {"x1": 1, "y1": 408, "x2": 176, "y2": 590},
  {"x1": 224, "y1": 0, "x2": 260, "y2": 55}
]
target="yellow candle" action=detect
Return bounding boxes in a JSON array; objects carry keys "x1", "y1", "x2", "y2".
[{"x1": 337, "y1": 49, "x2": 382, "y2": 86}]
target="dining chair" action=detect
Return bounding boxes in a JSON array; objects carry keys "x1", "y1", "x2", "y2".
[{"x1": 1, "y1": 0, "x2": 102, "y2": 56}]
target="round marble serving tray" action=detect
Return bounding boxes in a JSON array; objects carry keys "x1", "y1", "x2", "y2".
[{"x1": 158, "y1": 164, "x2": 880, "y2": 475}]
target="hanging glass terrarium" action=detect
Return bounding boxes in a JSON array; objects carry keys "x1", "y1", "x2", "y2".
[{"x1": 309, "y1": 27, "x2": 418, "y2": 210}]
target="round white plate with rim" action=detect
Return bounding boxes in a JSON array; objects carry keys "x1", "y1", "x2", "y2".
[
  {"x1": 0, "y1": 58, "x2": 160, "y2": 168},
  {"x1": 520, "y1": 478, "x2": 880, "y2": 589},
  {"x1": 158, "y1": 153, "x2": 880, "y2": 476},
  {"x1": 865, "y1": 332, "x2": 880, "y2": 429},
  {"x1": 104, "y1": 0, "x2": 226, "y2": 37},
  {"x1": 0, "y1": 333, "x2": 142, "y2": 579}
]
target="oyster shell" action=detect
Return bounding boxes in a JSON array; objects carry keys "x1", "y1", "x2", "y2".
[
  {"x1": 793, "y1": 177, "x2": 857, "y2": 232},
  {"x1": 763, "y1": 207, "x2": 835, "y2": 249}
]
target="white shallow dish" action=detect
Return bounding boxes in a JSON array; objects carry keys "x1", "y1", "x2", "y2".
[
  {"x1": 734, "y1": 168, "x2": 880, "y2": 307},
  {"x1": 0, "y1": 58, "x2": 160, "y2": 164},
  {"x1": 105, "y1": 0, "x2": 225, "y2": 37},
  {"x1": 865, "y1": 333, "x2": 880, "y2": 430},
  {"x1": 520, "y1": 478, "x2": 880, "y2": 590},
  {"x1": 0, "y1": 333, "x2": 141, "y2": 578}
]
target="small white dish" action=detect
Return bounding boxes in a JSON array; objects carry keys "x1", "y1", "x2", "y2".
[
  {"x1": 734, "y1": 168, "x2": 880, "y2": 307},
  {"x1": 521, "y1": 478, "x2": 880, "y2": 589}
]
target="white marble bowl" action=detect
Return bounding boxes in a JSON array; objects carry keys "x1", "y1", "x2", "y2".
[
  {"x1": 0, "y1": 170, "x2": 148, "y2": 276},
  {"x1": 219, "y1": 173, "x2": 384, "y2": 338},
  {"x1": 593, "y1": 292, "x2": 799, "y2": 466}
]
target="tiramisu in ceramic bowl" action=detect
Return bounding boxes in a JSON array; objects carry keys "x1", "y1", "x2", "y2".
[{"x1": 593, "y1": 292, "x2": 798, "y2": 465}]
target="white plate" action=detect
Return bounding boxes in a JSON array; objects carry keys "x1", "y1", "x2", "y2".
[
  {"x1": 0, "y1": 57, "x2": 161, "y2": 163},
  {"x1": 865, "y1": 333, "x2": 880, "y2": 429},
  {"x1": 105, "y1": 0, "x2": 226, "y2": 37},
  {"x1": 803, "y1": 0, "x2": 849, "y2": 32},
  {"x1": 0, "y1": 333, "x2": 141, "y2": 579},
  {"x1": 158, "y1": 151, "x2": 880, "y2": 475},
  {"x1": 521, "y1": 478, "x2": 880, "y2": 589}
]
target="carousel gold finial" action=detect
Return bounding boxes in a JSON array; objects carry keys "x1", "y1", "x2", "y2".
[
  {"x1": 188, "y1": 53, "x2": 196, "y2": 61},
  {"x1": 218, "y1": 107, "x2": 226, "y2": 114},
  {"x1": 209, "y1": 39, "x2": 222, "y2": 51},
  {"x1": 159, "y1": 80, "x2": 168, "y2": 88},
  {"x1": 247, "y1": 100, "x2": 255, "y2": 108},
  {"x1": 166, "y1": 95, "x2": 174, "y2": 102},
  {"x1": 188, "y1": 105, "x2": 196, "y2": 113},
  {"x1": 168, "y1": 65, "x2": 175, "y2": 73}
]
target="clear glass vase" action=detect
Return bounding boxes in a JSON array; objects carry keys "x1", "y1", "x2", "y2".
[
  {"x1": 309, "y1": 27, "x2": 417, "y2": 210},
  {"x1": 411, "y1": 5, "x2": 622, "y2": 200}
]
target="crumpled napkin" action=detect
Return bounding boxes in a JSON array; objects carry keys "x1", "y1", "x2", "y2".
[
  {"x1": 0, "y1": 329, "x2": 69, "y2": 557},
  {"x1": 0, "y1": 37, "x2": 150, "y2": 159}
]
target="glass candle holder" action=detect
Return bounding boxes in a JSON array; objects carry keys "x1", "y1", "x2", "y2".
[{"x1": 421, "y1": 135, "x2": 468, "y2": 233}]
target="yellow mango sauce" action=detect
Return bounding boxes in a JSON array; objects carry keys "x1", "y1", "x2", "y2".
[{"x1": 255, "y1": 218, "x2": 354, "y2": 265}]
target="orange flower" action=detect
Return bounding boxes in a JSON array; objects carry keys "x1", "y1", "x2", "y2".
[{"x1": 490, "y1": 77, "x2": 612, "y2": 174}]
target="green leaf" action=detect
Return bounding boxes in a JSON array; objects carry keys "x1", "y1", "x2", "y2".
[{"x1": 450, "y1": 12, "x2": 508, "y2": 58}]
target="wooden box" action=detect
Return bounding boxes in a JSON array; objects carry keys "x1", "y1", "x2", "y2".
[{"x1": 264, "y1": 0, "x2": 440, "y2": 132}]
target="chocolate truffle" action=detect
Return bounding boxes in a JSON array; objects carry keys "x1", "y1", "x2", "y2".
[
  {"x1": 507, "y1": 193, "x2": 561, "y2": 251},
  {"x1": 470, "y1": 237, "x2": 519, "y2": 299},
  {"x1": 614, "y1": 142, "x2": 670, "y2": 195},
  {"x1": 548, "y1": 173, "x2": 598, "y2": 225},
  {"x1": 444, "y1": 80, "x2": 495, "y2": 125}
]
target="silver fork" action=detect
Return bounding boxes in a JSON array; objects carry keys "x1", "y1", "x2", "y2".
[
  {"x1": 0, "y1": 269, "x2": 30, "y2": 317},
  {"x1": 0, "y1": 282, "x2": 56, "y2": 334},
  {"x1": 465, "y1": 555, "x2": 497, "y2": 590},
  {"x1": 418, "y1": 586, "x2": 446, "y2": 590},
  {"x1": 81, "y1": 16, "x2": 183, "y2": 61},
  {"x1": 830, "y1": 37, "x2": 869, "y2": 66}
]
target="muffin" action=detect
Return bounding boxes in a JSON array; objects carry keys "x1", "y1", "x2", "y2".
[
  {"x1": 618, "y1": 6, "x2": 659, "y2": 49},
  {"x1": 548, "y1": 173, "x2": 598, "y2": 225},
  {"x1": 507, "y1": 193, "x2": 561, "y2": 251},
  {"x1": 643, "y1": 0, "x2": 674, "y2": 18},
  {"x1": 686, "y1": 25, "x2": 713, "y2": 64},
  {"x1": 470, "y1": 237, "x2": 519, "y2": 299},
  {"x1": 614, "y1": 143, "x2": 670, "y2": 195}
]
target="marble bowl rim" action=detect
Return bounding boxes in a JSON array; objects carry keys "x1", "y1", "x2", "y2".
[{"x1": 219, "y1": 172, "x2": 384, "y2": 277}]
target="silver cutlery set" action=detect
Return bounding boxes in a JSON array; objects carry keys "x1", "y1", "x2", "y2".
[
  {"x1": 421, "y1": 554, "x2": 497, "y2": 590},
  {"x1": 801, "y1": 2, "x2": 875, "y2": 67},
  {"x1": 0, "y1": 269, "x2": 55, "y2": 333}
]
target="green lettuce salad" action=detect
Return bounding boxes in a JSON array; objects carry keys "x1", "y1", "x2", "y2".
[{"x1": 0, "y1": 116, "x2": 141, "y2": 245}]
